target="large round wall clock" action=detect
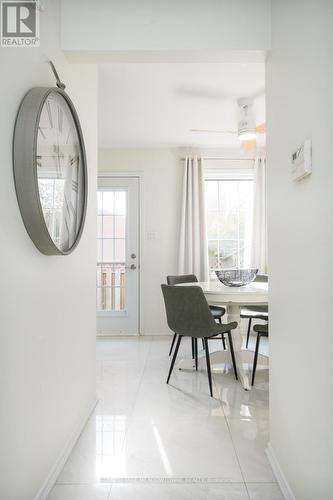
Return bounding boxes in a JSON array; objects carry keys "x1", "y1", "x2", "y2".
[{"x1": 13, "y1": 62, "x2": 87, "y2": 255}]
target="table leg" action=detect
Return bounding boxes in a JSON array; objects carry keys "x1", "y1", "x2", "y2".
[
  {"x1": 197, "y1": 304, "x2": 248, "y2": 389},
  {"x1": 207, "y1": 303, "x2": 269, "y2": 390},
  {"x1": 176, "y1": 303, "x2": 268, "y2": 391},
  {"x1": 227, "y1": 303, "x2": 250, "y2": 390}
]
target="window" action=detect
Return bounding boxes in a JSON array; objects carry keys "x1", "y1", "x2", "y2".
[
  {"x1": 205, "y1": 176, "x2": 254, "y2": 273},
  {"x1": 97, "y1": 190, "x2": 126, "y2": 311}
]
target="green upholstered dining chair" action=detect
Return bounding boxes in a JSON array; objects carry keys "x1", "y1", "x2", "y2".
[
  {"x1": 240, "y1": 274, "x2": 268, "y2": 348},
  {"x1": 161, "y1": 284, "x2": 238, "y2": 397},
  {"x1": 166, "y1": 274, "x2": 227, "y2": 356},
  {"x1": 251, "y1": 323, "x2": 269, "y2": 386}
]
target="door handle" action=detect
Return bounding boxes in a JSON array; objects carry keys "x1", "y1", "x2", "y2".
[{"x1": 125, "y1": 264, "x2": 137, "y2": 270}]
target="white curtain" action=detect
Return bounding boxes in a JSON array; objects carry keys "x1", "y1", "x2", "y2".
[
  {"x1": 178, "y1": 156, "x2": 209, "y2": 281},
  {"x1": 252, "y1": 156, "x2": 268, "y2": 274}
]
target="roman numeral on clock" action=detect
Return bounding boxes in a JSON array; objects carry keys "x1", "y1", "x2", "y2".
[
  {"x1": 72, "y1": 180, "x2": 78, "y2": 192},
  {"x1": 46, "y1": 101, "x2": 53, "y2": 128},
  {"x1": 70, "y1": 155, "x2": 78, "y2": 166},
  {"x1": 38, "y1": 127, "x2": 46, "y2": 140},
  {"x1": 58, "y1": 106, "x2": 63, "y2": 133}
]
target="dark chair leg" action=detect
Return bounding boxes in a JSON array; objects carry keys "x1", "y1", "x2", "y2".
[
  {"x1": 203, "y1": 338, "x2": 213, "y2": 397},
  {"x1": 218, "y1": 316, "x2": 226, "y2": 349},
  {"x1": 202, "y1": 338, "x2": 205, "y2": 350},
  {"x1": 167, "y1": 335, "x2": 182, "y2": 385},
  {"x1": 246, "y1": 317, "x2": 252, "y2": 348},
  {"x1": 227, "y1": 331, "x2": 238, "y2": 380},
  {"x1": 194, "y1": 338, "x2": 198, "y2": 371},
  {"x1": 191, "y1": 337, "x2": 195, "y2": 359},
  {"x1": 169, "y1": 333, "x2": 177, "y2": 356},
  {"x1": 252, "y1": 333, "x2": 261, "y2": 386},
  {"x1": 221, "y1": 335, "x2": 226, "y2": 350}
]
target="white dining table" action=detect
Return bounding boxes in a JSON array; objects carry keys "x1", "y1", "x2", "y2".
[{"x1": 177, "y1": 280, "x2": 268, "y2": 390}]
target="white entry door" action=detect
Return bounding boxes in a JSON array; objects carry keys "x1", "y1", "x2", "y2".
[{"x1": 97, "y1": 177, "x2": 139, "y2": 334}]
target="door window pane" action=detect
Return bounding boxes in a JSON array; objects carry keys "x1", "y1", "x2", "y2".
[
  {"x1": 103, "y1": 216, "x2": 114, "y2": 238},
  {"x1": 115, "y1": 239, "x2": 125, "y2": 261},
  {"x1": 103, "y1": 240, "x2": 114, "y2": 261},
  {"x1": 115, "y1": 216, "x2": 126, "y2": 238},
  {"x1": 97, "y1": 240, "x2": 102, "y2": 261},
  {"x1": 97, "y1": 192, "x2": 103, "y2": 215},
  {"x1": 97, "y1": 216, "x2": 102, "y2": 238},
  {"x1": 115, "y1": 192, "x2": 126, "y2": 215},
  {"x1": 102, "y1": 192, "x2": 114, "y2": 215},
  {"x1": 97, "y1": 189, "x2": 127, "y2": 311},
  {"x1": 96, "y1": 288, "x2": 103, "y2": 310}
]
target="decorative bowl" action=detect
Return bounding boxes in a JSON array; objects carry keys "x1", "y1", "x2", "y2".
[{"x1": 215, "y1": 268, "x2": 258, "y2": 287}]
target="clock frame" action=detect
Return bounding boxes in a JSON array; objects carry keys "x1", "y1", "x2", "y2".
[{"x1": 13, "y1": 86, "x2": 88, "y2": 255}]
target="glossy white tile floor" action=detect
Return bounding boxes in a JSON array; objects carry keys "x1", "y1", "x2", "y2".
[{"x1": 49, "y1": 335, "x2": 283, "y2": 500}]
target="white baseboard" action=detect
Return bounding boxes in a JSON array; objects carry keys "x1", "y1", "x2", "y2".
[
  {"x1": 34, "y1": 398, "x2": 98, "y2": 500},
  {"x1": 96, "y1": 331, "x2": 172, "y2": 338},
  {"x1": 266, "y1": 442, "x2": 295, "y2": 500},
  {"x1": 141, "y1": 330, "x2": 172, "y2": 336},
  {"x1": 97, "y1": 331, "x2": 139, "y2": 337}
]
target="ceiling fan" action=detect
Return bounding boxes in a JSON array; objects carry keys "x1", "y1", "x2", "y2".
[{"x1": 190, "y1": 97, "x2": 266, "y2": 151}]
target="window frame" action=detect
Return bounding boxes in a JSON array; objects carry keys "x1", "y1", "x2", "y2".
[
  {"x1": 204, "y1": 160, "x2": 255, "y2": 276},
  {"x1": 96, "y1": 187, "x2": 128, "y2": 314}
]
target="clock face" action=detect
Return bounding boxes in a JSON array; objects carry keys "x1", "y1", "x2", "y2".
[{"x1": 36, "y1": 91, "x2": 84, "y2": 252}]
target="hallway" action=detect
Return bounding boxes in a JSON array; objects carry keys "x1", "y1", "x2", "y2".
[{"x1": 48, "y1": 337, "x2": 282, "y2": 500}]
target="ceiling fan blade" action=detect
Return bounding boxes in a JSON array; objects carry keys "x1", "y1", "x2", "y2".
[
  {"x1": 190, "y1": 128, "x2": 237, "y2": 134},
  {"x1": 241, "y1": 138, "x2": 257, "y2": 151},
  {"x1": 255, "y1": 122, "x2": 266, "y2": 134},
  {"x1": 175, "y1": 86, "x2": 231, "y2": 100},
  {"x1": 177, "y1": 87, "x2": 265, "y2": 102}
]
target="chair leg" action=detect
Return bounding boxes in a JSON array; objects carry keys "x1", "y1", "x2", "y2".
[
  {"x1": 252, "y1": 333, "x2": 261, "y2": 386},
  {"x1": 218, "y1": 317, "x2": 226, "y2": 349},
  {"x1": 227, "y1": 331, "x2": 238, "y2": 380},
  {"x1": 202, "y1": 338, "x2": 205, "y2": 350},
  {"x1": 246, "y1": 317, "x2": 252, "y2": 348},
  {"x1": 203, "y1": 338, "x2": 213, "y2": 397},
  {"x1": 169, "y1": 333, "x2": 177, "y2": 356},
  {"x1": 222, "y1": 334, "x2": 226, "y2": 350},
  {"x1": 191, "y1": 337, "x2": 195, "y2": 359},
  {"x1": 167, "y1": 335, "x2": 182, "y2": 385},
  {"x1": 194, "y1": 338, "x2": 198, "y2": 371}
]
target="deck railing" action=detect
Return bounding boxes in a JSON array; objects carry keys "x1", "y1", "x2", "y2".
[{"x1": 96, "y1": 262, "x2": 125, "y2": 311}]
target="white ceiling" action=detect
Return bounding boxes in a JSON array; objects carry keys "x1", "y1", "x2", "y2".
[{"x1": 98, "y1": 63, "x2": 265, "y2": 148}]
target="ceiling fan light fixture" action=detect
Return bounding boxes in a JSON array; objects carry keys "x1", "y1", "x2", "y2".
[
  {"x1": 238, "y1": 115, "x2": 256, "y2": 141},
  {"x1": 238, "y1": 130, "x2": 256, "y2": 141},
  {"x1": 237, "y1": 97, "x2": 256, "y2": 142}
]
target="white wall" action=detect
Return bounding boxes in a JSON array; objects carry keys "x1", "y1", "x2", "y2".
[
  {"x1": 0, "y1": 2, "x2": 97, "y2": 499},
  {"x1": 99, "y1": 148, "x2": 182, "y2": 334},
  {"x1": 267, "y1": 1, "x2": 333, "y2": 498},
  {"x1": 61, "y1": 0, "x2": 270, "y2": 52}
]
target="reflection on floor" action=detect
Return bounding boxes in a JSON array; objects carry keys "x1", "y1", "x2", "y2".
[{"x1": 48, "y1": 335, "x2": 283, "y2": 500}]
